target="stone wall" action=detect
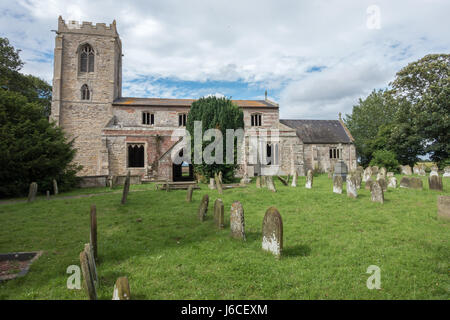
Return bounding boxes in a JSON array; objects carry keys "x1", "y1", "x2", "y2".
[{"x1": 303, "y1": 143, "x2": 356, "y2": 173}]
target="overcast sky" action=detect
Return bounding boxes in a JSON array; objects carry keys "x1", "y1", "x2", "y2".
[{"x1": 1, "y1": 0, "x2": 449, "y2": 119}]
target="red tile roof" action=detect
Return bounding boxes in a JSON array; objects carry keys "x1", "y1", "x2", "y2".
[{"x1": 113, "y1": 97, "x2": 278, "y2": 108}]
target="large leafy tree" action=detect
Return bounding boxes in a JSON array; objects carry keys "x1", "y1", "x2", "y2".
[
  {"x1": 0, "y1": 37, "x2": 80, "y2": 198},
  {"x1": 186, "y1": 96, "x2": 244, "y2": 182}
]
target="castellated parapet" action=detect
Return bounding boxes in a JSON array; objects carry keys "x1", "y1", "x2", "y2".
[{"x1": 57, "y1": 16, "x2": 119, "y2": 37}]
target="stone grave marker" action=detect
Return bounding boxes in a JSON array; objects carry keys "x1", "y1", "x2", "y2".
[
  {"x1": 214, "y1": 199, "x2": 224, "y2": 229},
  {"x1": 79, "y1": 250, "x2": 97, "y2": 300},
  {"x1": 186, "y1": 185, "x2": 193, "y2": 202},
  {"x1": 266, "y1": 176, "x2": 276, "y2": 192},
  {"x1": 112, "y1": 277, "x2": 131, "y2": 300},
  {"x1": 46, "y1": 190, "x2": 50, "y2": 200},
  {"x1": 262, "y1": 207, "x2": 283, "y2": 258},
  {"x1": 362, "y1": 167, "x2": 372, "y2": 182},
  {"x1": 90, "y1": 204, "x2": 97, "y2": 261},
  {"x1": 428, "y1": 175, "x2": 443, "y2": 191},
  {"x1": 305, "y1": 170, "x2": 313, "y2": 189},
  {"x1": 365, "y1": 178, "x2": 374, "y2": 190},
  {"x1": 256, "y1": 176, "x2": 261, "y2": 188},
  {"x1": 209, "y1": 178, "x2": 216, "y2": 190},
  {"x1": 214, "y1": 173, "x2": 223, "y2": 195},
  {"x1": 418, "y1": 164, "x2": 426, "y2": 176},
  {"x1": 413, "y1": 165, "x2": 420, "y2": 175},
  {"x1": 387, "y1": 172, "x2": 394, "y2": 178},
  {"x1": 379, "y1": 167, "x2": 387, "y2": 177},
  {"x1": 400, "y1": 177, "x2": 423, "y2": 189},
  {"x1": 370, "y1": 181, "x2": 384, "y2": 204},
  {"x1": 27, "y1": 182, "x2": 38, "y2": 203},
  {"x1": 437, "y1": 196, "x2": 450, "y2": 221},
  {"x1": 377, "y1": 177, "x2": 387, "y2": 192},
  {"x1": 333, "y1": 160, "x2": 348, "y2": 182},
  {"x1": 52, "y1": 179, "x2": 58, "y2": 195},
  {"x1": 198, "y1": 194, "x2": 209, "y2": 222},
  {"x1": 388, "y1": 177, "x2": 397, "y2": 188},
  {"x1": 443, "y1": 166, "x2": 450, "y2": 178},
  {"x1": 121, "y1": 171, "x2": 131, "y2": 204},
  {"x1": 346, "y1": 175, "x2": 357, "y2": 198},
  {"x1": 354, "y1": 171, "x2": 362, "y2": 189},
  {"x1": 371, "y1": 166, "x2": 379, "y2": 176},
  {"x1": 84, "y1": 243, "x2": 98, "y2": 286},
  {"x1": 401, "y1": 165, "x2": 412, "y2": 175},
  {"x1": 230, "y1": 201, "x2": 245, "y2": 240},
  {"x1": 261, "y1": 176, "x2": 267, "y2": 187},
  {"x1": 429, "y1": 166, "x2": 439, "y2": 177},
  {"x1": 333, "y1": 175, "x2": 343, "y2": 194},
  {"x1": 291, "y1": 170, "x2": 298, "y2": 187}
]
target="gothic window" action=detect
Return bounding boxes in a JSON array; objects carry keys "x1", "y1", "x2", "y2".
[
  {"x1": 251, "y1": 114, "x2": 262, "y2": 126},
  {"x1": 81, "y1": 84, "x2": 90, "y2": 100},
  {"x1": 128, "y1": 144, "x2": 145, "y2": 168},
  {"x1": 80, "y1": 44, "x2": 94, "y2": 73},
  {"x1": 179, "y1": 113, "x2": 187, "y2": 127},
  {"x1": 142, "y1": 112, "x2": 154, "y2": 125}
]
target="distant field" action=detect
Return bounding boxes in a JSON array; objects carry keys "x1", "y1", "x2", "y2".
[{"x1": 0, "y1": 174, "x2": 448, "y2": 299}]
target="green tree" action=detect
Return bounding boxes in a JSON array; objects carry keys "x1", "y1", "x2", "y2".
[
  {"x1": 369, "y1": 149, "x2": 400, "y2": 172},
  {"x1": 186, "y1": 96, "x2": 244, "y2": 182},
  {"x1": 391, "y1": 54, "x2": 450, "y2": 167}
]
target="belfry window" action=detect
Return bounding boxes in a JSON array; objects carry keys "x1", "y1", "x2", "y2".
[
  {"x1": 142, "y1": 112, "x2": 154, "y2": 125},
  {"x1": 81, "y1": 84, "x2": 90, "y2": 100},
  {"x1": 80, "y1": 44, "x2": 94, "y2": 73},
  {"x1": 251, "y1": 114, "x2": 262, "y2": 126},
  {"x1": 128, "y1": 144, "x2": 145, "y2": 168}
]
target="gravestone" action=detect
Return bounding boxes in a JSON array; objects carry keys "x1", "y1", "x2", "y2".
[
  {"x1": 388, "y1": 177, "x2": 397, "y2": 188},
  {"x1": 362, "y1": 167, "x2": 372, "y2": 182},
  {"x1": 400, "y1": 177, "x2": 423, "y2": 189},
  {"x1": 84, "y1": 243, "x2": 98, "y2": 286},
  {"x1": 256, "y1": 176, "x2": 261, "y2": 188},
  {"x1": 418, "y1": 164, "x2": 426, "y2": 176},
  {"x1": 266, "y1": 176, "x2": 276, "y2": 192},
  {"x1": 365, "y1": 178, "x2": 373, "y2": 190},
  {"x1": 346, "y1": 175, "x2": 358, "y2": 199},
  {"x1": 198, "y1": 194, "x2": 209, "y2": 221},
  {"x1": 371, "y1": 166, "x2": 379, "y2": 176},
  {"x1": 214, "y1": 199, "x2": 224, "y2": 229},
  {"x1": 121, "y1": 171, "x2": 131, "y2": 204},
  {"x1": 387, "y1": 172, "x2": 394, "y2": 178},
  {"x1": 376, "y1": 172, "x2": 385, "y2": 181},
  {"x1": 428, "y1": 175, "x2": 443, "y2": 191},
  {"x1": 443, "y1": 166, "x2": 450, "y2": 178},
  {"x1": 230, "y1": 201, "x2": 245, "y2": 240},
  {"x1": 209, "y1": 178, "x2": 216, "y2": 190},
  {"x1": 46, "y1": 190, "x2": 50, "y2": 200},
  {"x1": 214, "y1": 173, "x2": 223, "y2": 194},
  {"x1": 186, "y1": 186, "x2": 193, "y2": 202},
  {"x1": 379, "y1": 167, "x2": 387, "y2": 178},
  {"x1": 27, "y1": 182, "x2": 38, "y2": 203},
  {"x1": 53, "y1": 179, "x2": 58, "y2": 195},
  {"x1": 354, "y1": 171, "x2": 362, "y2": 189},
  {"x1": 377, "y1": 177, "x2": 387, "y2": 192},
  {"x1": 327, "y1": 167, "x2": 333, "y2": 179},
  {"x1": 437, "y1": 196, "x2": 450, "y2": 221},
  {"x1": 413, "y1": 165, "x2": 420, "y2": 175},
  {"x1": 305, "y1": 170, "x2": 313, "y2": 189},
  {"x1": 112, "y1": 277, "x2": 131, "y2": 300},
  {"x1": 277, "y1": 176, "x2": 288, "y2": 186},
  {"x1": 218, "y1": 171, "x2": 223, "y2": 184},
  {"x1": 333, "y1": 161, "x2": 348, "y2": 182},
  {"x1": 90, "y1": 204, "x2": 97, "y2": 261},
  {"x1": 262, "y1": 207, "x2": 283, "y2": 258},
  {"x1": 357, "y1": 165, "x2": 364, "y2": 172},
  {"x1": 370, "y1": 181, "x2": 384, "y2": 204},
  {"x1": 333, "y1": 175, "x2": 343, "y2": 194},
  {"x1": 291, "y1": 170, "x2": 298, "y2": 187},
  {"x1": 429, "y1": 167, "x2": 439, "y2": 177},
  {"x1": 401, "y1": 165, "x2": 412, "y2": 175},
  {"x1": 79, "y1": 250, "x2": 97, "y2": 300},
  {"x1": 261, "y1": 176, "x2": 267, "y2": 187}
]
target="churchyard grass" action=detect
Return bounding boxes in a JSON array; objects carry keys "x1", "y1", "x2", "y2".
[{"x1": 0, "y1": 174, "x2": 448, "y2": 299}]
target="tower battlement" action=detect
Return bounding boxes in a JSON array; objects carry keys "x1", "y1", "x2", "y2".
[{"x1": 57, "y1": 16, "x2": 119, "y2": 37}]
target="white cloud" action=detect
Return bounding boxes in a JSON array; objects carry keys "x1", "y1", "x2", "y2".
[{"x1": 1, "y1": 0, "x2": 449, "y2": 119}]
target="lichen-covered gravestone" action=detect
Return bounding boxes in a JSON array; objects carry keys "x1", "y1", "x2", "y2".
[
  {"x1": 198, "y1": 194, "x2": 209, "y2": 222},
  {"x1": 428, "y1": 175, "x2": 443, "y2": 191},
  {"x1": 266, "y1": 176, "x2": 276, "y2": 192},
  {"x1": 379, "y1": 167, "x2": 387, "y2": 178},
  {"x1": 79, "y1": 250, "x2": 97, "y2": 300},
  {"x1": 90, "y1": 204, "x2": 97, "y2": 261},
  {"x1": 333, "y1": 175, "x2": 343, "y2": 194},
  {"x1": 209, "y1": 178, "x2": 216, "y2": 190},
  {"x1": 214, "y1": 172, "x2": 223, "y2": 195},
  {"x1": 371, "y1": 166, "x2": 379, "y2": 176},
  {"x1": 291, "y1": 170, "x2": 298, "y2": 187},
  {"x1": 388, "y1": 177, "x2": 397, "y2": 188},
  {"x1": 256, "y1": 176, "x2": 261, "y2": 188},
  {"x1": 362, "y1": 167, "x2": 372, "y2": 182},
  {"x1": 121, "y1": 171, "x2": 131, "y2": 204},
  {"x1": 112, "y1": 277, "x2": 131, "y2": 300},
  {"x1": 186, "y1": 185, "x2": 193, "y2": 202},
  {"x1": 437, "y1": 196, "x2": 450, "y2": 221},
  {"x1": 261, "y1": 176, "x2": 267, "y2": 187},
  {"x1": 413, "y1": 165, "x2": 420, "y2": 175},
  {"x1": 354, "y1": 171, "x2": 362, "y2": 189},
  {"x1": 370, "y1": 181, "x2": 384, "y2": 204},
  {"x1": 218, "y1": 171, "x2": 223, "y2": 184},
  {"x1": 401, "y1": 165, "x2": 412, "y2": 175},
  {"x1": 443, "y1": 166, "x2": 450, "y2": 178},
  {"x1": 365, "y1": 178, "x2": 373, "y2": 190},
  {"x1": 214, "y1": 199, "x2": 224, "y2": 229},
  {"x1": 230, "y1": 201, "x2": 245, "y2": 240},
  {"x1": 400, "y1": 177, "x2": 423, "y2": 189},
  {"x1": 262, "y1": 207, "x2": 283, "y2": 258},
  {"x1": 84, "y1": 243, "x2": 98, "y2": 286},
  {"x1": 346, "y1": 175, "x2": 357, "y2": 198},
  {"x1": 377, "y1": 177, "x2": 387, "y2": 192},
  {"x1": 418, "y1": 164, "x2": 426, "y2": 176},
  {"x1": 429, "y1": 166, "x2": 439, "y2": 177},
  {"x1": 305, "y1": 170, "x2": 313, "y2": 189},
  {"x1": 27, "y1": 182, "x2": 38, "y2": 203}
]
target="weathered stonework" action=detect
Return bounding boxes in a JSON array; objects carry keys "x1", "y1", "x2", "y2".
[
  {"x1": 262, "y1": 207, "x2": 283, "y2": 258},
  {"x1": 230, "y1": 201, "x2": 245, "y2": 240}
]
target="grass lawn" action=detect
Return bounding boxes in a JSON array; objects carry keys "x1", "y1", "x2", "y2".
[{"x1": 0, "y1": 174, "x2": 448, "y2": 300}]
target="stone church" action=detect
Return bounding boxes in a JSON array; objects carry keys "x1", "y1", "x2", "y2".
[{"x1": 50, "y1": 17, "x2": 356, "y2": 186}]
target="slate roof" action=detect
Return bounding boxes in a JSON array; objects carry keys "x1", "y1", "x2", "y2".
[
  {"x1": 279, "y1": 119, "x2": 353, "y2": 144},
  {"x1": 113, "y1": 97, "x2": 278, "y2": 108}
]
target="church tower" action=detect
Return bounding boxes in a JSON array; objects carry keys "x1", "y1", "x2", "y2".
[{"x1": 50, "y1": 16, "x2": 122, "y2": 177}]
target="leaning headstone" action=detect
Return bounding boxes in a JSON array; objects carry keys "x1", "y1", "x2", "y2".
[
  {"x1": 27, "y1": 182, "x2": 38, "y2": 203},
  {"x1": 429, "y1": 167, "x2": 439, "y2": 177},
  {"x1": 388, "y1": 177, "x2": 397, "y2": 188},
  {"x1": 230, "y1": 201, "x2": 245, "y2": 240},
  {"x1": 262, "y1": 207, "x2": 283, "y2": 258},
  {"x1": 256, "y1": 176, "x2": 261, "y2": 188},
  {"x1": 291, "y1": 171, "x2": 298, "y2": 187},
  {"x1": 362, "y1": 167, "x2": 372, "y2": 182},
  {"x1": 365, "y1": 178, "x2": 373, "y2": 190},
  {"x1": 266, "y1": 176, "x2": 276, "y2": 192},
  {"x1": 90, "y1": 204, "x2": 97, "y2": 261},
  {"x1": 198, "y1": 194, "x2": 209, "y2": 222},
  {"x1": 370, "y1": 181, "x2": 384, "y2": 204},
  {"x1": 333, "y1": 175, "x2": 343, "y2": 194},
  {"x1": 209, "y1": 178, "x2": 216, "y2": 190},
  {"x1": 401, "y1": 165, "x2": 412, "y2": 175},
  {"x1": 52, "y1": 179, "x2": 58, "y2": 195},
  {"x1": 428, "y1": 175, "x2": 443, "y2": 191},
  {"x1": 377, "y1": 177, "x2": 387, "y2": 192},
  {"x1": 186, "y1": 186, "x2": 193, "y2": 202},
  {"x1": 437, "y1": 196, "x2": 450, "y2": 221},
  {"x1": 277, "y1": 176, "x2": 288, "y2": 186},
  {"x1": 214, "y1": 199, "x2": 224, "y2": 229},
  {"x1": 79, "y1": 250, "x2": 97, "y2": 300},
  {"x1": 121, "y1": 171, "x2": 131, "y2": 204},
  {"x1": 214, "y1": 173, "x2": 223, "y2": 195},
  {"x1": 400, "y1": 177, "x2": 423, "y2": 189},
  {"x1": 112, "y1": 277, "x2": 131, "y2": 300},
  {"x1": 84, "y1": 243, "x2": 98, "y2": 286},
  {"x1": 346, "y1": 175, "x2": 358, "y2": 199},
  {"x1": 443, "y1": 166, "x2": 450, "y2": 178},
  {"x1": 305, "y1": 170, "x2": 313, "y2": 189}
]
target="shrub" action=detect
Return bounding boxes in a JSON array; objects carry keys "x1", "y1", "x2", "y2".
[{"x1": 369, "y1": 149, "x2": 400, "y2": 173}]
